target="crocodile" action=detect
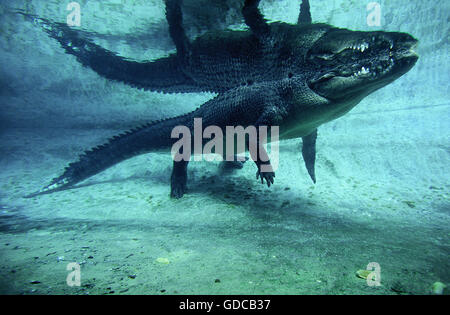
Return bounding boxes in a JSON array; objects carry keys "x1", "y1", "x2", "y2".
[{"x1": 23, "y1": 0, "x2": 419, "y2": 198}]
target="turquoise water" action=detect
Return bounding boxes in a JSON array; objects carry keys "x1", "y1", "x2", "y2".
[{"x1": 0, "y1": 0, "x2": 448, "y2": 295}]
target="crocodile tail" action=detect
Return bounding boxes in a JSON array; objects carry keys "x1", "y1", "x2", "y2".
[
  {"x1": 25, "y1": 114, "x2": 192, "y2": 198},
  {"x1": 14, "y1": 10, "x2": 203, "y2": 93}
]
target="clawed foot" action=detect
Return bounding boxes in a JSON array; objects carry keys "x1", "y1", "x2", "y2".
[
  {"x1": 256, "y1": 166, "x2": 275, "y2": 187},
  {"x1": 170, "y1": 160, "x2": 188, "y2": 199},
  {"x1": 170, "y1": 180, "x2": 186, "y2": 199}
]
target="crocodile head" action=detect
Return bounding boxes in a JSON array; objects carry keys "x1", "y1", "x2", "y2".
[{"x1": 306, "y1": 27, "x2": 419, "y2": 103}]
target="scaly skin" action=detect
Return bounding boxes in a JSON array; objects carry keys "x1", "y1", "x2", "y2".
[
  {"x1": 22, "y1": 1, "x2": 419, "y2": 198},
  {"x1": 17, "y1": 7, "x2": 323, "y2": 94}
]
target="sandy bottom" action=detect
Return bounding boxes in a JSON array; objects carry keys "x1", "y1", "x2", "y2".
[{"x1": 0, "y1": 123, "x2": 448, "y2": 295}]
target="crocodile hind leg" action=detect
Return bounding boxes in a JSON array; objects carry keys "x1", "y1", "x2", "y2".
[
  {"x1": 171, "y1": 160, "x2": 189, "y2": 198},
  {"x1": 165, "y1": 0, "x2": 191, "y2": 65},
  {"x1": 15, "y1": 10, "x2": 199, "y2": 93}
]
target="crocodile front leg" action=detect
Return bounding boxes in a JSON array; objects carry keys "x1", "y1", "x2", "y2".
[
  {"x1": 255, "y1": 159, "x2": 275, "y2": 187},
  {"x1": 249, "y1": 108, "x2": 288, "y2": 188},
  {"x1": 221, "y1": 155, "x2": 249, "y2": 170},
  {"x1": 298, "y1": 0, "x2": 312, "y2": 24},
  {"x1": 253, "y1": 138, "x2": 275, "y2": 187},
  {"x1": 242, "y1": 0, "x2": 270, "y2": 40}
]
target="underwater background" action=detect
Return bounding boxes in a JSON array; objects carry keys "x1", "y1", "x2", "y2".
[{"x1": 0, "y1": 0, "x2": 448, "y2": 294}]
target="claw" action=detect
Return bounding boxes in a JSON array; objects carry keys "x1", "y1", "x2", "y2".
[
  {"x1": 170, "y1": 184, "x2": 186, "y2": 199},
  {"x1": 256, "y1": 169, "x2": 275, "y2": 187}
]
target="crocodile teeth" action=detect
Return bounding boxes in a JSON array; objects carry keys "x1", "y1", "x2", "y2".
[{"x1": 361, "y1": 43, "x2": 369, "y2": 52}]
